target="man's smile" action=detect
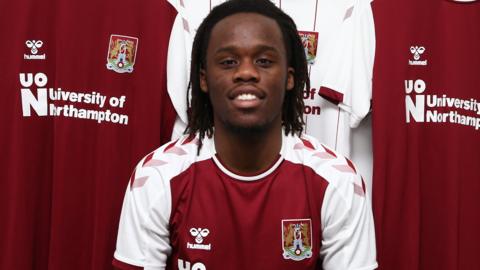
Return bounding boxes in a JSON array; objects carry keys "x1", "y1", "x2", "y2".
[{"x1": 229, "y1": 87, "x2": 265, "y2": 109}]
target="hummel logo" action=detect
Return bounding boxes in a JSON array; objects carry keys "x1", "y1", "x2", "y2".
[
  {"x1": 410, "y1": 46, "x2": 425, "y2": 60},
  {"x1": 409, "y1": 46, "x2": 427, "y2": 66},
  {"x1": 187, "y1": 228, "x2": 211, "y2": 251},
  {"x1": 24, "y1": 40, "x2": 46, "y2": 60},
  {"x1": 190, "y1": 228, "x2": 209, "y2": 244},
  {"x1": 26, "y1": 40, "x2": 43, "y2": 55}
]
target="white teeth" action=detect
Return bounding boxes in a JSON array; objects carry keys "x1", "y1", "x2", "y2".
[{"x1": 236, "y1": 93, "x2": 257, "y2": 101}]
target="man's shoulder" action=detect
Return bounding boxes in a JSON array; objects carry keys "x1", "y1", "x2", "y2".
[
  {"x1": 132, "y1": 134, "x2": 213, "y2": 183},
  {"x1": 284, "y1": 133, "x2": 363, "y2": 188}
]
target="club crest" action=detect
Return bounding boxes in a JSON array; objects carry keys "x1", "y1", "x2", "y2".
[
  {"x1": 106, "y1": 34, "x2": 138, "y2": 73},
  {"x1": 298, "y1": 31, "x2": 318, "y2": 65},
  {"x1": 282, "y1": 219, "x2": 313, "y2": 261}
]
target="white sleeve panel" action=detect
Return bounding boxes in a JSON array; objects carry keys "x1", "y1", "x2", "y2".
[
  {"x1": 143, "y1": 180, "x2": 174, "y2": 269},
  {"x1": 320, "y1": 0, "x2": 375, "y2": 128},
  {"x1": 171, "y1": 115, "x2": 188, "y2": 140},
  {"x1": 347, "y1": 0, "x2": 375, "y2": 127},
  {"x1": 114, "y1": 158, "x2": 172, "y2": 268},
  {"x1": 320, "y1": 172, "x2": 377, "y2": 270},
  {"x1": 168, "y1": 0, "x2": 214, "y2": 140},
  {"x1": 167, "y1": 13, "x2": 190, "y2": 127}
]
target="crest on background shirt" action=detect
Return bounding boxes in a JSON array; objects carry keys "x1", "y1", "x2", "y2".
[
  {"x1": 298, "y1": 31, "x2": 318, "y2": 65},
  {"x1": 106, "y1": 34, "x2": 138, "y2": 73},
  {"x1": 282, "y1": 219, "x2": 313, "y2": 261}
]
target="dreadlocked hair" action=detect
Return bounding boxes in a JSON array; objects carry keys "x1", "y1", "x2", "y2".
[{"x1": 185, "y1": 0, "x2": 309, "y2": 153}]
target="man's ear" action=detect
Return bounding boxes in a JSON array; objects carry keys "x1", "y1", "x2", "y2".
[
  {"x1": 286, "y1": 67, "x2": 294, "y2": 91},
  {"x1": 200, "y1": 69, "x2": 208, "y2": 93}
]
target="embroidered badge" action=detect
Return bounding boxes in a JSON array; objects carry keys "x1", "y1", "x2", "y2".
[
  {"x1": 298, "y1": 31, "x2": 318, "y2": 65},
  {"x1": 282, "y1": 219, "x2": 313, "y2": 261},
  {"x1": 106, "y1": 34, "x2": 138, "y2": 73}
]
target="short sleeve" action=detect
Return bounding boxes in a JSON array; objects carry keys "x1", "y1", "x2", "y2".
[
  {"x1": 320, "y1": 168, "x2": 377, "y2": 270},
  {"x1": 319, "y1": 0, "x2": 375, "y2": 128},
  {"x1": 114, "y1": 156, "x2": 172, "y2": 269}
]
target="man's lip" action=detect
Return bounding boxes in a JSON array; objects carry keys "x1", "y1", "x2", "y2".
[
  {"x1": 230, "y1": 95, "x2": 263, "y2": 109},
  {"x1": 227, "y1": 87, "x2": 265, "y2": 109},
  {"x1": 228, "y1": 87, "x2": 265, "y2": 100}
]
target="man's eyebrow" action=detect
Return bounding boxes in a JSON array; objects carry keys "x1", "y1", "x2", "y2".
[{"x1": 214, "y1": 45, "x2": 281, "y2": 55}]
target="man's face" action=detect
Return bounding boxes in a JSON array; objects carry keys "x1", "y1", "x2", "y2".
[{"x1": 200, "y1": 12, "x2": 294, "y2": 133}]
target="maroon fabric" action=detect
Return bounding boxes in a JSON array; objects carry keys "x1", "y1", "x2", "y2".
[
  {"x1": 167, "y1": 159, "x2": 327, "y2": 270},
  {"x1": 112, "y1": 258, "x2": 142, "y2": 270},
  {"x1": 0, "y1": 0, "x2": 176, "y2": 269},
  {"x1": 318, "y1": 86, "x2": 344, "y2": 105},
  {"x1": 372, "y1": 1, "x2": 480, "y2": 270}
]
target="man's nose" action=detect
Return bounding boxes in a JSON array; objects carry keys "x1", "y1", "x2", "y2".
[{"x1": 233, "y1": 60, "x2": 260, "y2": 82}]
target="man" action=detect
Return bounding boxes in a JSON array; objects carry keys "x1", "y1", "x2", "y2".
[{"x1": 113, "y1": 0, "x2": 377, "y2": 269}]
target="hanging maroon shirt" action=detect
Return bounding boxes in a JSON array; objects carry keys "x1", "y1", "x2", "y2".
[
  {"x1": 0, "y1": 0, "x2": 177, "y2": 269},
  {"x1": 372, "y1": 1, "x2": 480, "y2": 269}
]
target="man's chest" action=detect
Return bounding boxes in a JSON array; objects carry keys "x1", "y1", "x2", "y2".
[{"x1": 166, "y1": 163, "x2": 328, "y2": 269}]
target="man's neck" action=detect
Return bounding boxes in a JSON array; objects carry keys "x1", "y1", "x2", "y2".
[{"x1": 213, "y1": 124, "x2": 283, "y2": 175}]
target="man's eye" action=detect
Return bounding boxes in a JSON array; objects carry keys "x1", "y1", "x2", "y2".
[
  {"x1": 256, "y1": 58, "x2": 273, "y2": 66},
  {"x1": 219, "y1": 59, "x2": 237, "y2": 66}
]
